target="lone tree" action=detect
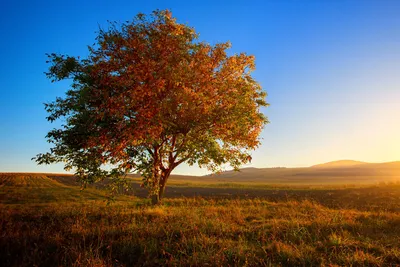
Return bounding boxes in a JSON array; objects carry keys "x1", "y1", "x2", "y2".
[{"x1": 35, "y1": 10, "x2": 268, "y2": 204}]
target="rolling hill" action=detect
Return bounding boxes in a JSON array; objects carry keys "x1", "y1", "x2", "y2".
[
  {"x1": 311, "y1": 160, "x2": 367, "y2": 168},
  {"x1": 1, "y1": 160, "x2": 400, "y2": 202},
  {"x1": 0, "y1": 173, "x2": 133, "y2": 204},
  {"x1": 206, "y1": 160, "x2": 400, "y2": 184}
]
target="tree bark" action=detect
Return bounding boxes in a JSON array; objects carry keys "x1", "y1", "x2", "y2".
[
  {"x1": 151, "y1": 194, "x2": 160, "y2": 205},
  {"x1": 150, "y1": 168, "x2": 171, "y2": 205},
  {"x1": 150, "y1": 185, "x2": 165, "y2": 205}
]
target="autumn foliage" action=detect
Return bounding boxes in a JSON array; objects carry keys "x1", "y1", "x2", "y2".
[{"x1": 35, "y1": 10, "x2": 268, "y2": 204}]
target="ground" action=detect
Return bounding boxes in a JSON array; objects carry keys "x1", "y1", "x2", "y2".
[{"x1": 1, "y1": 173, "x2": 400, "y2": 266}]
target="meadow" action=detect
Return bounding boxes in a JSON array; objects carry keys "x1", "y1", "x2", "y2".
[{"x1": 1, "y1": 168, "x2": 400, "y2": 266}]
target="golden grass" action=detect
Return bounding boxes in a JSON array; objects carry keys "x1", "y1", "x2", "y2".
[
  {"x1": 2, "y1": 173, "x2": 400, "y2": 266},
  {"x1": 1, "y1": 197, "x2": 400, "y2": 266}
]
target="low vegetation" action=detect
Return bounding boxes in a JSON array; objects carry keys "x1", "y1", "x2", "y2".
[{"x1": 1, "y1": 173, "x2": 400, "y2": 266}]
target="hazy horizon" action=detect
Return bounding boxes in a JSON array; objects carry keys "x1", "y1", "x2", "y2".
[
  {"x1": 2, "y1": 159, "x2": 400, "y2": 177},
  {"x1": 1, "y1": 0, "x2": 399, "y2": 175}
]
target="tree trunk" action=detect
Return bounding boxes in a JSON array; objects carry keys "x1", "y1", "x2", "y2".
[
  {"x1": 150, "y1": 169, "x2": 171, "y2": 205},
  {"x1": 151, "y1": 194, "x2": 160, "y2": 205},
  {"x1": 150, "y1": 186, "x2": 165, "y2": 205}
]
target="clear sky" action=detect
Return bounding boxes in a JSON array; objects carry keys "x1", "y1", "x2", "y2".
[{"x1": 1, "y1": 0, "x2": 399, "y2": 175}]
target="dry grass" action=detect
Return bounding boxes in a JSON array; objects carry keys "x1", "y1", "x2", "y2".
[{"x1": 1, "y1": 173, "x2": 400, "y2": 266}]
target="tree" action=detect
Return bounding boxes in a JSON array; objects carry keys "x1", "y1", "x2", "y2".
[{"x1": 35, "y1": 10, "x2": 268, "y2": 204}]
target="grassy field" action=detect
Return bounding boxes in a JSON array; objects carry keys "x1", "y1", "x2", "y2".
[{"x1": 1, "y1": 172, "x2": 400, "y2": 266}]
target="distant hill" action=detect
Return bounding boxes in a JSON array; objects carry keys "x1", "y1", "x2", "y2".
[
  {"x1": 208, "y1": 160, "x2": 400, "y2": 185},
  {"x1": 2, "y1": 160, "x2": 400, "y2": 190},
  {"x1": 311, "y1": 160, "x2": 367, "y2": 168}
]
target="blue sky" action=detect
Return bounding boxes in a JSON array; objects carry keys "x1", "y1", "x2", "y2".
[{"x1": 1, "y1": 0, "x2": 399, "y2": 175}]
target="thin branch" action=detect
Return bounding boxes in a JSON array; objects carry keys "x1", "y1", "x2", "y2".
[
  {"x1": 146, "y1": 148, "x2": 154, "y2": 157},
  {"x1": 174, "y1": 151, "x2": 194, "y2": 167},
  {"x1": 168, "y1": 135, "x2": 177, "y2": 163}
]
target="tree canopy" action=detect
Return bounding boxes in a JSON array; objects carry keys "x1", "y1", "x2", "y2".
[{"x1": 35, "y1": 10, "x2": 268, "y2": 204}]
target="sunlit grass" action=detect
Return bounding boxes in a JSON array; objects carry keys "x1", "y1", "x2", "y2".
[
  {"x1": 2, "y1": 173, "x2": 400, "y2": 266},
  {"x1": 2, "y1": 198, "x2": 400, "y2": 266}
]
